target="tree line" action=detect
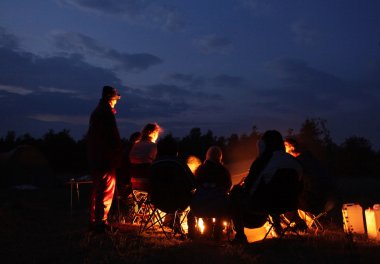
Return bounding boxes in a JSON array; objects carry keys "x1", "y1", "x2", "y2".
[{"x1": 0, "y1": 118, "x2": 379, "y2": 179}]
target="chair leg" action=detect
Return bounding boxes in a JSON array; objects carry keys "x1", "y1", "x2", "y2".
[
  {"x1": 264, "y1": 214, "x2": 301, "y2": 239},
  {"x1": 226, "y1": 219, "x2": 234, "y2": 241},
  {"x1": 131, "y1": 190, "x2": 150, "y2": 225},
  {"x1": 263, "y1": 216, "x2": 275, "y2": 240},
  {"x1": 174, "y1": 209, "x2": 189, "y2": 236},
  {"x1": 307, "y1": 211, "x2": 326, "y2": 232},
  {"x1": 139, "y1": 205, "x2": 161, "y2": 234}
]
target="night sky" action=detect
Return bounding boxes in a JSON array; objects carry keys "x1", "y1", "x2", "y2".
[{"x1": 1, "y1": 0, "x2": 380, "y2": 149}]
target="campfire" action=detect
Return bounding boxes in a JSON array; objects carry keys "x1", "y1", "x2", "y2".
[{"x1": 187, "y1": 155, "x2": 202, "y2": 174}]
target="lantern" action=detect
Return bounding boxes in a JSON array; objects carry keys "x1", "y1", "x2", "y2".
[
  {"x1": 365, "y1": 204, "x2": 380, "y2": 241},
  {"x1": 342, "y1": 203, "x2": 365, "y2": 235}
]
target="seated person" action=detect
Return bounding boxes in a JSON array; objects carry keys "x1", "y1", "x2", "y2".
[
  {"x1": 189, "y1": 146, "x2": 232, "y2": 239},
  {"x1": 230, "y1": 130, "x2": 303, "y2": 243},
  {"x1": 285, "y1": 137, "x2": 338, "y2": 217},
  {"x1": 149, "y1": 136, "x2": 196, "y2": 231},
  {"x1": 128, "y1": 123, "x2": 161, "y2": 191}
]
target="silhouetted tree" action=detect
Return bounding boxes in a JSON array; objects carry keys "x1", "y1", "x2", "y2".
[
  {"x1": 16, "y1": 133, "x2": 37, "y2": 146},
  {"x1": 39, "y1": 129, "x2": 78, "y2": 173},
  {"x1": 1, "y1": 119, "x2": 378, "y2": 179},
  {"x1": 298, "y1": 118, "x2": 330, "y2": 163},
  {"x1": 336, "y1": 136, "x2": 376, "y2": 177},
  {"x1": 224, "y1": 126, "x2": 260, "y2": 163},
  {"x1": 0, "y1": 131, "x2": 16, "y2": 151},
  {"x1": 179, "y1": 127, "x2": 218, "y2": 160}
]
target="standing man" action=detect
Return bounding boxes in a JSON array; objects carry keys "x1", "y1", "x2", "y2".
[{"x1": 87, "y1": 85, "x2": 123, "y2": 232}]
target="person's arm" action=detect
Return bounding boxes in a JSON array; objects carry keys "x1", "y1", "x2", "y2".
[{"x1": 243, "y1": 154, "x2": 271, "y2": 191}]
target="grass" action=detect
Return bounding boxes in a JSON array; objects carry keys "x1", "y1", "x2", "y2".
[{"x1": 1, "y1": 177, "x2": 380, "y2": 264}]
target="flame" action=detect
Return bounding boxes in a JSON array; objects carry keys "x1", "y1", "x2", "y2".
[
  {"x1": 197, "y1": 218, "x2": 205, "y2": 234},
  {"x1": 284, "y1": 141, "x2": 299, "y2": 157},
  {"x1": 187, "y1": 155, "x2": 202, "y2": 174}
]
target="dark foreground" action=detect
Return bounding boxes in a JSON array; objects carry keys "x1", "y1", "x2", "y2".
[{"x1": 1, "y1": 179, "x2": 380, "y2": 264}]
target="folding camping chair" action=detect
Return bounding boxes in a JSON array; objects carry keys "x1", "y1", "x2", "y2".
[
  {"x1": 140, "y1": 205, "x2": 190, "y2": 238},
  {"x1": 139, "y1": 158, "x2": 194, "y2": 239},
  {"x1": 298, "y1": 199, "x2": 336, "y2": 233},
  {"x1": 127, "y1": 162, "x2": 156, "y2": 226},
  {"x1": 258, "y1": 168, "x2": 303, "y2": 239},
  {"x1": 130, "y1": 189, "x2": 152, "y2": 225}
]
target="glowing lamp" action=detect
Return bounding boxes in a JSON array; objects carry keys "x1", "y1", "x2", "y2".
[
  {"x1": 365, "y1": 204, "x2": 380, "y2": 241},
  {"x1": 342, "y1": 203, "x2": 365, "y2": 235}
]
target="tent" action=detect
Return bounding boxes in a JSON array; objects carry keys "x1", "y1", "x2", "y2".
[{"x1": 0, "y1": 145, "x2": 53, "y2": 188}]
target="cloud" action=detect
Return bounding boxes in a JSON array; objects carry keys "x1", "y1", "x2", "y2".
[
  {"x1": 51, "y1": 31, "x2": 162, "y2": 72},
  {"x1": 164, "y1": 73, "x2": 206, "y2": 88},
  {"x1": 260, "y1": 58, "x2": 377, "y2": 117},
  {"x1": 143, "y1": 83, "x2": 222, "y2": 101},
  {"x1": 38, "y1": 86, "x2": 78, "y2": 94},
  {"x1": 193, "y1": 34, "x2": 232, "y2": 54},
  {"x1": 265, "y1": 58, "x2": 342, "y2": 93},
  {"x1": 0, "y1": 84, "x2": 33, "y2": 95},
  {"x1": 0, "y1": 30, "x2": 125, "y2": 138},
  {"x1": 0, "y1": 46, "x2": 121, "y2": 96},
  {"x1": 291, "y1": 20, "x2": 318, "y2": 46},
  {"x1": 163, "y1": 72, "x2": 249, "y2": 98},
  {"x1": 0, "y1": 30, "x2": 226, "y2": 139},
  {"x1": 212, "y1": 74, "x2": 246, "y2": 88},
  {"x1": 0, "y1": 26, "x2": 19, "y2": 49},
  {"x1": 238, "y1": 0, "x2": 277, "y2": 16},
  {"x1": 58, "y1": 0, "x2": 186, "y2": 31},
  {"x1": 28, "y1": 114, "x2": 88, "y2": 125}
]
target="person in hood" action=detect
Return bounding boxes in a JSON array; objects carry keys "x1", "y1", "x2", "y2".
[{"x1": 230, "y1": 130, "x2": 303, "y2": 243}]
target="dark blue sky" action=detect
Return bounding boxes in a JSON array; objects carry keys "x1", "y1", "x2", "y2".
[{"x1": 1, "y1": 0, "x2": 380, "y2": 149}]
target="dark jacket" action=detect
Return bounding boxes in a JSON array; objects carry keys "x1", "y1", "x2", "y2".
[
  {"x1": 86, "y1": 99, "x2": 122, "y2": 170},
  {"x1": 191, "y1": 160, "x2": 232, "y2": 217},
  {"x1": 195, "y1": 160, "x2": 232, "y2": 193}
]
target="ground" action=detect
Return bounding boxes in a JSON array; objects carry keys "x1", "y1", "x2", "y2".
[{"x1": 1, "y1": 177, "x2": 380, "y2": 264}]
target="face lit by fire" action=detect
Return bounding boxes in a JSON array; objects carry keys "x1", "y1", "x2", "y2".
[
  {"x1": 150, "y1": 130, "x2": 159, "y2": 143},
  {"x1": 108, "y1": 98, "x2": 119, "y2": 109}
]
